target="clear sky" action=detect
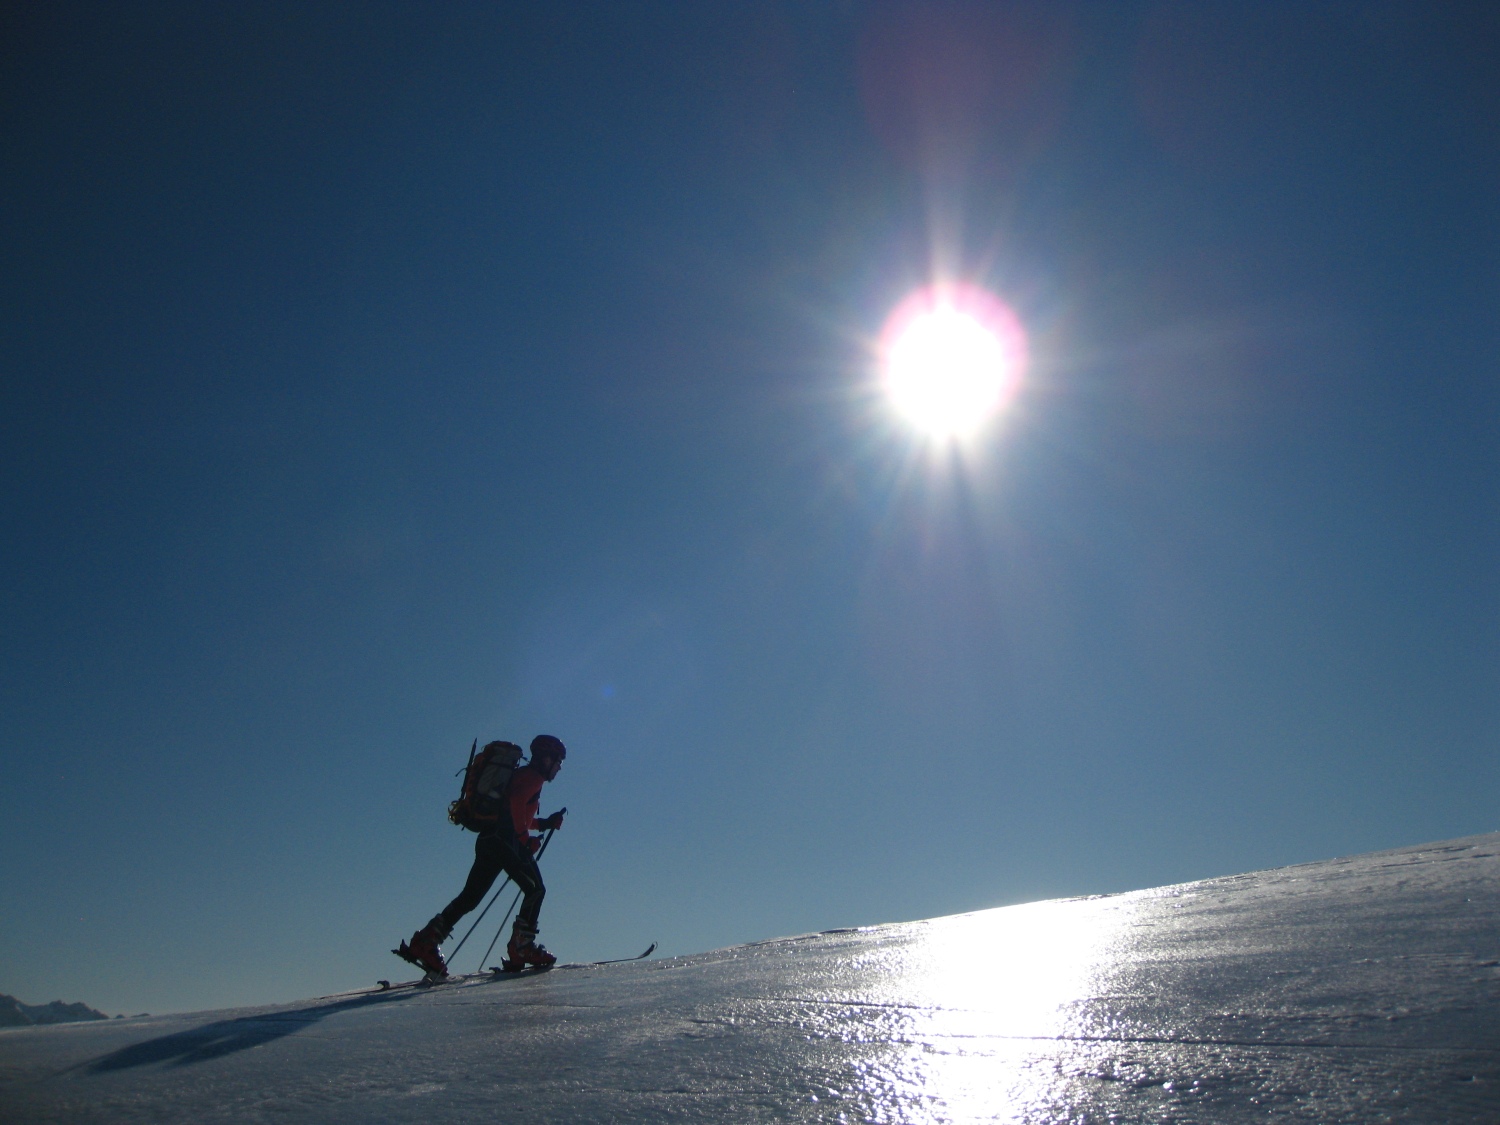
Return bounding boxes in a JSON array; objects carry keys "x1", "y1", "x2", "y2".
[{"x1": 2, "y1": 2, "x2": 1496, "y2": 1015}]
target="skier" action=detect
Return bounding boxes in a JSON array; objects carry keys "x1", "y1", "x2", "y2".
[{"x1": 398, "y1": 734, "x2": 567, "y2": 977}]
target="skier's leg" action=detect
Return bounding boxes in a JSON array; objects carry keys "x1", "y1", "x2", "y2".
[
  {"x1": 438, "y1": 834, "x2": 507, "y2": 928},
  {"x1": 398, "y1": 835, "x2": 505, "y2": 977},
  {"x1": 496, "y1": 843, "x2": 553, "y2": 969},
  {"x1": 511, "y1": 851, "x2": 546, "y2": 929}
]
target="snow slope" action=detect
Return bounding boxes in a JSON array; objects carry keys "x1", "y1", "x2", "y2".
[{"x1": 3, "y1": 834, "x2": 1498, "y2": 1123}]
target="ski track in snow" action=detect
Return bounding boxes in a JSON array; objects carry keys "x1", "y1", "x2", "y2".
[{"x1": 3, "y1": 834, "x2": 1499, "y2": 1123}]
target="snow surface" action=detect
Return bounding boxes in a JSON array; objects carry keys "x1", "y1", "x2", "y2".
[{"x1": 3, "y1": 834, "x2": 1498, "y2": 1123}]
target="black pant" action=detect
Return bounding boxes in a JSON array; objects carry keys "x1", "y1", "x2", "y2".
[{"x1": 439, "y1": 831, "x2": 545, "y2": 931}]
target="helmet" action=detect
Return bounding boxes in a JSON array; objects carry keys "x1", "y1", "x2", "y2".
[{"x1": 530, "y1": 734, "x2": 566, "y2": 762}]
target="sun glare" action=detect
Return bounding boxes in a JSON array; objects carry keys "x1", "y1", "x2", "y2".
[{"x1": 880, "y1": 286, "x2": 1026, "y2": 441}]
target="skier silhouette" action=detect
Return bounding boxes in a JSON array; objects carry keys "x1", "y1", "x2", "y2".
[{"x1": 397, "y1": 734, "x2": 567, "y2": 976}]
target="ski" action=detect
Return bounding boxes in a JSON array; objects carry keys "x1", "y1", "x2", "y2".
[
  {"x1": 592, "y1": 942, "x2": 657, "y2": 965},
  {"x1": 373, "y1": 972, "x2": 468, "y2": 993},
  {"x1": 487, "y1": 941, "x2": 657, "y2": 976},
  {"x1": 381, "y1": 943, "x2": 472, "y2": 992},
  {"x1": 377, "y1": 943, "x2": 657, "y2": 991}
]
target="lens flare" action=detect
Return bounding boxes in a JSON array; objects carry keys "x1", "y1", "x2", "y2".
[{"x1": 880, "y1": 285, "x2": 1026, "y2": 440}]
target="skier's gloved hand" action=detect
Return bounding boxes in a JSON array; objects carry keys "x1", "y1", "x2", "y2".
[
  {"x1": 526, "y1": 835, "x2": 542, "y2": 854},
  {"x1": 538, "y1": 810, "x2": 565, "y2": 831}
]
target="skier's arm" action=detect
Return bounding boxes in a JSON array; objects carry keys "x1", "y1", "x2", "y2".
[{"x1": 507, "y1": 770, "x2": 545, "y2": 838}]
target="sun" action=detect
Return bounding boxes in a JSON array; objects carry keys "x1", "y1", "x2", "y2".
[{"x1": 879, "y1": 285, "x2": 1026, "y2": 440}]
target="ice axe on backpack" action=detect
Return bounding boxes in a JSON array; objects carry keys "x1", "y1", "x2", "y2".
[{"x1": 448, "y1": 739, "x2": 524, "y2": 831}]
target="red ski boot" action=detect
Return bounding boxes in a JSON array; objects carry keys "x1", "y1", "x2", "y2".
[
  {"x1": 393, "y1": 917, "x2": 451, "y2": 980},
  {"x1": 501, "y1": 921, "x2": 556, "y2": 972}
]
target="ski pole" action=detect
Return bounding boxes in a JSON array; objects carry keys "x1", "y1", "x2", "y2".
[
  {"x1": 451, "y1": 810, "x2": 564, "y2": 965},
  {"x1": 476, "y1": 826, "x2": 557, "y2": 971},
  {"x1": 476, "y1": 827, "x2": 557, "y2": 971},
  {"x1": 477, "y1": 886, "x2": 526, "y2": 971},
  {"x1": 448, "y1": 874, "x2": 513, "y2": 962},
  {"x1": 475, "y1": 831, "x2": 554, "y2": 972}
]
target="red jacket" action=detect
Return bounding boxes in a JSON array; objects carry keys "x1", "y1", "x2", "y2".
[{"x1": 506, "y1": 765, "x2": 546, "y2": 848}]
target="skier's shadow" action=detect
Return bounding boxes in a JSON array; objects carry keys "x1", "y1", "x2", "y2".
[{"x1": 84, "y1": 988, "x2": 421, "y2": 1073}]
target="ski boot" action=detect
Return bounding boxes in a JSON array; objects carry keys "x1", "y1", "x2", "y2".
[
  {"x1": 501, "y1": 920, "x2": 556, "y2": 972},
  {"x1": 393, "y1": 916, "x2": 451, "y2": 980}
]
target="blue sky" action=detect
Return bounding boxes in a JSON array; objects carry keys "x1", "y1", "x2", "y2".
[{"x1": 2, "y1": 1, "x2": 1497, "y2": 1014}]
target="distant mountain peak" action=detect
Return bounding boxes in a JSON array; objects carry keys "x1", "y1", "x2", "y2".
[{"x1": 0, "y1": 994, "x2": 109, "y2": 1027}]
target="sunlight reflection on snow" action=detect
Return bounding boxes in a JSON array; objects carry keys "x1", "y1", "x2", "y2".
[{"x1": 847, "y1": 895, "x2": 1144, "y2": 1123}]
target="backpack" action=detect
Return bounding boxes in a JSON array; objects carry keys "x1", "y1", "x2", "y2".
[{"x1": 447, "y1": 739, "x2": 524, "y2": 832}]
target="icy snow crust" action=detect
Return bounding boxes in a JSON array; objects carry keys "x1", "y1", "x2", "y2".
[{"x1": 3, "y1": 835, "x2": 1499, "y2": 1123}]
